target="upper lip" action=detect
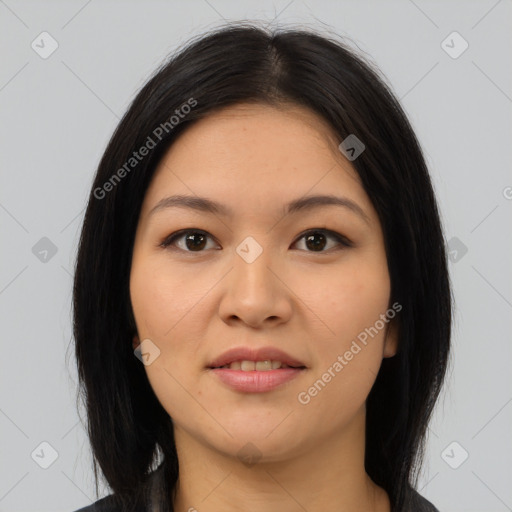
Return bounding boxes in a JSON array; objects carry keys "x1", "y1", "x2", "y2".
[{"x1": 208, "y1": 346, "x2": 307, "y2": 368}]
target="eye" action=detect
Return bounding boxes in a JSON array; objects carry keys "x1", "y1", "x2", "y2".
[
  {"x1": 291, "y1": 229, "x2": 352, "y2": 253},
  {"x1": 159, "y1": 229, "x2": 219, "y2": 252},
  {"x1": 159, "y1": 228, "x2": 352, "y2": 253}
]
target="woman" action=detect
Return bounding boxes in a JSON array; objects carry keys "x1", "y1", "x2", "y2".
[{"x1": 73, "y1": 22, "x2": 451, "y2": 512}]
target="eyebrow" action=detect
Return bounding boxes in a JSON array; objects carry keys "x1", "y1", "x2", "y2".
[{"x1": 148, "y1": 193, "x2": 370, "y2": 224}]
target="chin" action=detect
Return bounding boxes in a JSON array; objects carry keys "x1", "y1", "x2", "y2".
[
  {"x1": 217, "y1": 417, "x2": 303, "y2": 453},
  {"x1": 213, "y1": 435, "x2": 300, "y2": 466}
]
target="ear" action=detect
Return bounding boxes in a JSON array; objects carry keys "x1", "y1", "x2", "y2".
[
  {"x1": 383, "y1": 318, "x2": 399, "y2": 358},
  {"x1": 132, "y1": 334, "x2": 141, "y2": 351}
]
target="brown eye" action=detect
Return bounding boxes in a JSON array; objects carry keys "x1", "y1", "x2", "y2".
[
  {"x1": 160, "y1": 230, "x2": 218, "y2": 252},
  {"x1": 292, "y1": 229, "x2": 351, "y2": 253},
  {"x1": 160, "y1": 228, "x2": 351, "y2": 254}
]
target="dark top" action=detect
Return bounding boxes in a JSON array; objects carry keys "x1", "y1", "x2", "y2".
[
  {"x1": 74, "y1": 465, "x2": 439, "y2": 512},
  {"x1": 75, "y1": 492, "x2": 438, "y2": 512}
]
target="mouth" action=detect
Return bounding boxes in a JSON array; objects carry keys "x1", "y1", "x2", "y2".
[
  {"x1": 210, "y1": 360, "x2": 306, "y2": 371},
  {"x1": 207, "y1": 346, "x2": 307, "y2": 371},
  {"x1": 206, "y1": 346, "x2": 307, "y2": 392}
]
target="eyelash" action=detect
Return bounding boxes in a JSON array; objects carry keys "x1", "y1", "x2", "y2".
[{"x1": 159, "y1": 228, "x2": 352, "y2": 254}]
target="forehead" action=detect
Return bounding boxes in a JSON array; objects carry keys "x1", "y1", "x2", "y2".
[
  {"x1": 140, "y1": 102, "x2": 373, "y2": 221},
  {"x1": 159, "y1": 102, "x2": 350, "y2": 170}
]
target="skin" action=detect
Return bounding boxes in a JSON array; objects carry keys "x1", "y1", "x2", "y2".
[{"x1": 129, "y1": 102, "x2": 398, "y2": 512}]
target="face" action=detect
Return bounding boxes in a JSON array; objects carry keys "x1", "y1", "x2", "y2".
[{"x1": 129, "y1": 102, "x2": 398, "y2": 462}]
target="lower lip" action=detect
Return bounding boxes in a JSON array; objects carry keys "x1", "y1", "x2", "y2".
[{"x1": 209, "y1": 368, "x2": 305, "y2": 393}]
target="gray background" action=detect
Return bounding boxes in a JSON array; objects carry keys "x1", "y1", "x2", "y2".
[{"x1": 1, "y1": 1, "x2": 511, "y2": 511}]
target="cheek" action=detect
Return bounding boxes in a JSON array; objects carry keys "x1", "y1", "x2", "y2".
[
  {"x1": 308, "y1": 256, "x2": 391, "y2": 345},
  {"x1": 295, "y1": 278, "x2": 390, "y2": 423},
  {"x1": 299, "y1": 255, "x2": 391, "y2": 403},
  {"x1": 130, "y1": 259, "x2": 209, "y2": 421},
  {"x1": 130, "y1": 254, "x2": 206, "y2": 339},
  {"x1": 129, "y1": 253, "x2": 222, "y2": 403}
]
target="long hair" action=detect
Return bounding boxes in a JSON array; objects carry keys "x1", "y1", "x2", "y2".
[{"x1": 73, "y1": 21, "x2": 452, "y2": 512}]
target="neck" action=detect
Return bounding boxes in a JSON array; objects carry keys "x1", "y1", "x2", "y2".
[{"x1": 171, "y1": 407, "x2": 390, "y2": 512}]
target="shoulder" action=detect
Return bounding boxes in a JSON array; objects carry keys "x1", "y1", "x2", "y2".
[
  {"x1": 72, "y1": 494, "x2": 123, "y2": 512},
  {"x1": 405, "y1": 488, "x2": 440, "y2": 512},
  {"x1": 72, "y1": 464, "x2": 165, "y2": 512}
]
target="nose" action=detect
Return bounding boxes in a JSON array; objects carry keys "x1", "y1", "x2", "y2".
[{"x1": 218, "y1": 239, "x2": 293, "y2": 328}]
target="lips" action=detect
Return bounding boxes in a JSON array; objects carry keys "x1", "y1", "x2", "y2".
[{"x1": 207, "y1": 346, "x2": 306, "y2": 370}]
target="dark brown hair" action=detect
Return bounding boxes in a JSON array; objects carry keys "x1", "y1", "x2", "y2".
[{"x1": 73, "y1": 21, "x2": 452, "y2": 512}]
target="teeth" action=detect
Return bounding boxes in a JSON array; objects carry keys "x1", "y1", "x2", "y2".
[
  {"x1": 218, "y1": 360, "x2": 296, "y2": 371},
  {"x1": 255, "y1": 360, "x2": 272, "y2": 371},
  {"x1": 241, "y1": 360, "x2": 255, "y2": 371}
]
